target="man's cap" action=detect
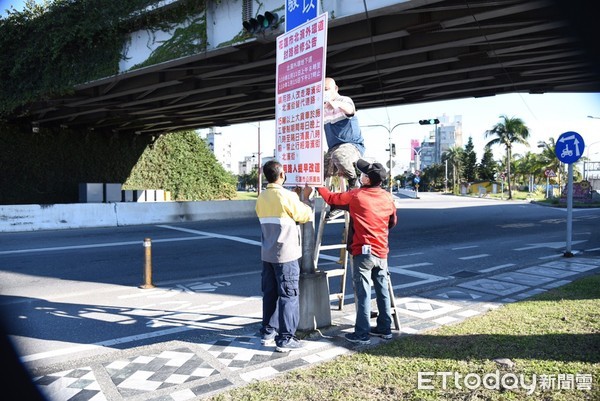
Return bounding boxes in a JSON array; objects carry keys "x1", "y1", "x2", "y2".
[{"x1": 356, "y1": 159, "x2": 387, "y2": 185}]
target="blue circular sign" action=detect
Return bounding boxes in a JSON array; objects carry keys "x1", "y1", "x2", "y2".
[
  {"x1": 414, "y1": 176, "x2": 421, "y2": 184},
  {"x1": 555, "y1": 131, "x2": 585, "y2": 164}
]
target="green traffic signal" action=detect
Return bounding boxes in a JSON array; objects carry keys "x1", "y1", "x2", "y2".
[
  {"x1": 418, "y1": 119, "x2": 439, "y2": 125},
  {"x1": 264, "y1": 11, "x2": 278, "y2": 28},
  {"x1": 243, "y1": 11, "x2": 279, "y2": 35}
]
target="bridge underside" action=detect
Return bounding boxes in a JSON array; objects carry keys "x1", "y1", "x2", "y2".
[{"x1": 11, "y1": 0, "x2": 600, "y2": 136}]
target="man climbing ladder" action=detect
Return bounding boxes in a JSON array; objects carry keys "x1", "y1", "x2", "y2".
[{"x1": 316, "y1": 159, "x2": 399, "y2": 345}]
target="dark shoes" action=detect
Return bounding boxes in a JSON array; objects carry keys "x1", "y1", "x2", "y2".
[
  {"x1": 275, "y1": 336, "x2": 304, "y2": 352},
  {"x1": 345, "y1": 328, "x2": 392, "y2": 345},
  {"x1": 344, "y1": 332, "x2": 371, "y2": 345},
  {"x1": 369, "y1": 327, "x2": 392, "y2": 340}
]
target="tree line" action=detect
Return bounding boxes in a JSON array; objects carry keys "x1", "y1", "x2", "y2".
[{"x1": 404, "y1": 115, "x2": 583, "y2": 198}]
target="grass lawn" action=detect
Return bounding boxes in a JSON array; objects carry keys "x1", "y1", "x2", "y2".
[
  {"x1": 473, "y1": 190, "x2": 600, "y2": 207},
  {"x1": 210, "y1": 274, "x2": 600, "y2": 401},
  {"x1": 234, "y1": 191, "x2": 258, "y2": 200}
]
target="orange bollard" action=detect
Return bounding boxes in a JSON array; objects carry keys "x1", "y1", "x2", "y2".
[{"x1": 140, "y1": 238, "x2": 155, "y2": 289}]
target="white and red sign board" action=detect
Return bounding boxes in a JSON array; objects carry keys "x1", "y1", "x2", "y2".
[
  {"x1": 275, "y1": 12, "x2": 328, "y2": 186},
  {"x1": 545, "y1": 169, "x2": 556, "y2": 177}
]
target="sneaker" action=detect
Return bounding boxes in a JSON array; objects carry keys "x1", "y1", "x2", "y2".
[
  {"x1": 275, "y1": 337, "x2": 303, "y2": 352},
  {"x1": 325, "y1": 209, "x2": 345, "y2": 221},
  {"x1": 344, "y1": 332, "x2": 371, "y2": 345},
  {"x1": 260, "y1": 330, "x2": 278, "y2": 345},
  {"x1": 369, "y1": 327, "x2": 392, "y2": 340}
]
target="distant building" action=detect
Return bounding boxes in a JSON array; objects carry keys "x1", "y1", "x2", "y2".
[
  {"x1": 238, "y1": 155, "x2": 275, "y2": 176},
  {"x1": 203, "y1": 129, "x2": 233, "y2": 172},
  {"x1": 238, "y1": 156, "x2": 255, "y2": 176},
  {"x1": 415, "y1": 114, "x2": 463, "y2": 170}
]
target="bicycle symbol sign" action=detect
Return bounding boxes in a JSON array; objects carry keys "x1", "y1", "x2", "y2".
[{"x1": 555, "y1": 131, "x2": 585, "y2": 164}]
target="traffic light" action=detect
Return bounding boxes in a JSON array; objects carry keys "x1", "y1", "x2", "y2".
[
  {"x1": 419, "y1": 118, "x2": 439, "y2": 125},
  {"x1": 243, "y1": 11, "x2": 279, "y2": 35},
  {"x1": 391, "y1": 143, "x2": 396, "y2": 157}
]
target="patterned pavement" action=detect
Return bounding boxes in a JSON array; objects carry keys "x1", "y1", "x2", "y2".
[{"x1": 32, "y1": 257, "x2": 600, "y2": 401}]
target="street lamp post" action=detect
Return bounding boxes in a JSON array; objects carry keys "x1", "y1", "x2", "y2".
[
  {"x1": 256, "y1": 122, "x2": 262, "y2": 195},
  {"x1": 247, "y1": 122, "x2": 263, "y2": 195},
  {"x1": 362, "y1": 122, "x2": 417, "y2": 194}
]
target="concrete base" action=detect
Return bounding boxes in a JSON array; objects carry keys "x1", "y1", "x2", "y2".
[{"x1": 298, "y1": 271, "x2": 332, "y2": 331}]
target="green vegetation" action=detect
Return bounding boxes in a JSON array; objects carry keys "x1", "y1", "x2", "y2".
[
  {"x1": 484, "y1": 115, "x2": 530, "y2": 200},
  {"x1": 124, "y1": 131, "x2": 237, "y2": 201},
  {"x1": 210, "y1": 275, "x2": 600, "y2": 401},
  {"x1": 409, "y1": 115, "x2": 592, "y2": 201},
  {"x1": 0, "y1": 123, "x2": 236, "y2": 204},
  {"x1": 0, "y1": 0, "x2": 209, "y2": 118}
]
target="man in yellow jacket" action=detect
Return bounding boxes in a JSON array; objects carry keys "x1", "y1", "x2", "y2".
[{"x1": 255, "y1": 160, "x2": 314, "y2": 352}]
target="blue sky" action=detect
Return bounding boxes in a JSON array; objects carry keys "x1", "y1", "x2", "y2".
[
  {"x1": 221, "y1": 92, "x2": 600, "y2": 170},
  {"x1": 0, "y1": 0, "x2": 27, "y2": 16}
]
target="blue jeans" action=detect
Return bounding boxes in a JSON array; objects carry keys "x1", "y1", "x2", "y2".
[
  {"x1": 261, "y1": 260, "x2": 300, "y2": 341},
  {"x1": 352, "y1": 254, "x2": 392, "y2": 337}
]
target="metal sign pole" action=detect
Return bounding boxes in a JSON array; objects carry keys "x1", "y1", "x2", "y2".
[
  {"x1": 554, "y1": 131, "x2": 585, "y2": 257},
  {"x1": 565, "y1": 163, "x2": 574, "y2": 256}
]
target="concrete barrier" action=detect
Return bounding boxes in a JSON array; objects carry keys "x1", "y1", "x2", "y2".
[
  {"x1": 0, "y1": 200, "x2": 258, "y2": 233},
  {"x1": 396, "y1": 189, "x2": 417, "y2": 198}
]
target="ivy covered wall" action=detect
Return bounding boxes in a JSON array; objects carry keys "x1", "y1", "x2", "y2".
[
  {"x1": 0, "y1": 1, "x2": 238, "y2": 205},
  {"x1": 0, "y1": 0, "x2": 209, "y2": 118},
  {"x1": 0, "y1": 124, "x2": 237, "y2": 205}
]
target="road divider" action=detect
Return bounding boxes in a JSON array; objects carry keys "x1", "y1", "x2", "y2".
[{"x1": 0, "y1": 200, "x2": 259, "y2": 232}]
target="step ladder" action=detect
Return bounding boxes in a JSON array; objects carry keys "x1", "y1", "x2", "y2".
[
  {"x1": 312, "y1": 177, "x2": 401, "y2": 331},
  {"x1": 313, "y1": 177, "x2": 350, "y2": 311}
]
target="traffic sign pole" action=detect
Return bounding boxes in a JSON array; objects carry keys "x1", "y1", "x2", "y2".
[
  {"x1": 565, "y1": 163, "x2": 574, "y2": 256},
  {"x1": 555, "y1": 131, "x2": 585, "y2": 257}
]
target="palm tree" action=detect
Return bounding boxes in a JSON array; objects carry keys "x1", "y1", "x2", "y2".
[
  {"x1": 538, "y1": 137, "x2": 583, "y2": 196},
  {"x1": 485, "y1": 115, "x2": 530, "y2": 199},
  {"x1": 443, "y1": 146, "x2": 463, "y2": 194}
]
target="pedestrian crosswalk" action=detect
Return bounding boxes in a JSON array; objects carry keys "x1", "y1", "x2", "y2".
[{"x1": 31, "y1": 257, "x2": 600, "y2": 401}]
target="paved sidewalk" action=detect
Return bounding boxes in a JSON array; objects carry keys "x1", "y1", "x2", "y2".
[{"x1": 31, "y1": 257, "x2": 600, "y2": 401}]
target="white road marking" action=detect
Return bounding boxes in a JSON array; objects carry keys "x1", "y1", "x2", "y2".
[
  {"x1": 392, "y1": 262, "x2": 433, "y2": 269},
  {"x1": 459, "y1": 254, "x2": 490, "y2": 260},
  {"x1": 479, "y1": 263, "x2": 514, "y2": 273},
  {"x1": 538, "y1": 254, "x2": 564, "y2": 260},
  {"x1": 158, "y1": 225, "x2": 261, "y2": 246},
  {"x1": 452, "y1": 246, "x2": 479, "y2": 250},
  {"x1": 514, "y1": 240, "x2": 586, "y2": 251},
  {"x1": 0, "y1": 236, "x2": 211, "y2": 255},
  {"x1": 390, "y1": 252, "x2": 424, "y2": 258},
  {"x1": 388, "y1": 265, "x2": 447, "y2": 287}
]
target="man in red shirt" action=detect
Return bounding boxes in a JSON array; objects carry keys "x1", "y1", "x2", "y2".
[{"x1": 316, "y1": 159, "x2": 397, "y2": 345}]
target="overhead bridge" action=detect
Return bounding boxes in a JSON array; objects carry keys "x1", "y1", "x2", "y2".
[{"x1": 7, "y1": 0, "x2": 600, "y2": 136}]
